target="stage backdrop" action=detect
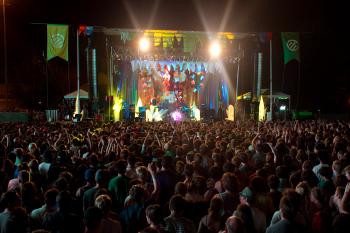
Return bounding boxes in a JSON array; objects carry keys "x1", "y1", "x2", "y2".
[{"x1": 114, "y1": 60, "x2": 232, "y2": 112}]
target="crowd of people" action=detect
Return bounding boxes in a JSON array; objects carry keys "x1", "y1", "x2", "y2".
[{"x1": 0, "y1": 119, "x2": 349, "y2": 233}]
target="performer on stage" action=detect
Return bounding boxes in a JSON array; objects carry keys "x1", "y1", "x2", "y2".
[
  {"x1": 183, "y1": 67, "x2": 194, "y2": 106},
  {"x1": 138, "y1": 67, "x2": 154, "y2": 107}
]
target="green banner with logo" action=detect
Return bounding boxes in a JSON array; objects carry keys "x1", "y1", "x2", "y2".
[
  {"x1": 47, "y1": 24, "x2": 69, "y2": 61},
  {"x1": 281, "y1": 32, "x2": 300, "y2": 64}
]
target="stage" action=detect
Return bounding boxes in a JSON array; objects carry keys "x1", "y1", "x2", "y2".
[{"x1": 79, "y1": 29, "x2": 256, "y2": 121}]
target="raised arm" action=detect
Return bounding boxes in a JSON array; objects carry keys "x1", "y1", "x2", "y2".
[{"x1": 148, "y1": 162, "x2": 158, "y2": 198}]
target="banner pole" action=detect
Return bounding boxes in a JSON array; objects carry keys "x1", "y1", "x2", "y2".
[
  {"x1": 269, "y1": 37, "x2": 273, "y2": 121},
  {"x1": 2, "y1": 0, "x2": 8, "y2": 111},
  {"x1": 296, "y1": 62, "x2": 301, "y2": 110},
  {"x1": 74, "y1": 27, "x2": 81, "y2": 117},
  {"x1": 45, "y1": 50, "x2": 49, "y2": 109}
]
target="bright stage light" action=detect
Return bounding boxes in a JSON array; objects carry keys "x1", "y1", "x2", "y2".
[
  {"x1": 171, "y1": 110, "x2": 183, "y2": 122},
  {"x1": 113, "y1": 98, "x2": 123, "y2": 121},
  {"x1": 139, "y1": 37, "x2": 150, "y2": 52},
  {"x1": 209, "y1": 41, "x2": 221, "y2": 58}
]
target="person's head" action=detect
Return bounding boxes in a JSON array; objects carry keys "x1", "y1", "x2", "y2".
[
  {"x1": 29, "y1": 159, "x2": 39, "y2": 172},
  {"x1": 296, "y1": 149, "x2": 307, "y2": 164},
  {"x1": 317, "y1": 150, "x2": 329, "y2": 164},
  {"x1": 212, "y1": 152, "x2": 224, "y2": 165},
  {"x1": 53, "y1": 177, "x2": 68, "y2": 191},
  {"x1": 18, "y1": 170, "x2": 30, "y2": 185},
  {"x1": 14, "y1": 148, "x2": 24, "y2": 159},
  {"x1": 127, "y1": 156, "x2": 137, "y2": 167},
  {"x1": 226, "y1": 216, "x2": 245, "y2": 233},
  {"x1": 222, "y1": 172, "x2": 239, "y2": 193},
  {"x1": 344, "y1": 165, "x2": 350, "y2": 181},
  {"x1": 301, "y1": 160, "x2": 312, "y2": 171},
  {"x1": 169, "y1": 195, "x2": 186, "y2": 216},
  {"x1": 208, "y1": 196, "x2": 223, "y2": 216},
  {"x1": 280, "y1": 196, "x2": 298, "y2": 220},
  {"x1": 282, "y1": 189, "x2": 301, "y2": 208},
  {"x1": 175, "y1": 161, "x2": 185, "y2": 175},
  {"x1": 276, "y1": 165, "x2": 288, "y2": 179},
  {"x1": 85, "y1": 168, "x2": 95, "y2": 184},
  {"x1": 239, "y1": 187, "x2": 254, "y2": 205},
  {"x1": 334, "y1": 174, "x2": 348, "y2": 187},
  {"x1": 115, "y1": 159, "x2": 127, "y2": 175},
  {"x1": 209, "y1": 166, "x2": 223, "y2": 181},
  {"x1": 145, "y1": 204, "x2": 164, "y2": 226},
  {"x1": 193, "y1": 153, "x2": 203, "y2": 167},
  {"x1": 295, "y1": 181, "x2": 310, "y2": 198},
  {"x1": 187, "y1": 176, "x2": 206, "y2": 195},
  {"x1": 95, "y1": 169, "x2": 109, "y2": 187},
  {"x1": 235, "y1": 204, "x2": 254, "y2": 228},
  {"x1": 94, "y1": 194, "x2": 112, "y2": 215},
  {"x1": 56, "y1": 190, "x2": 72, "y2": 213},
  {"x1": 44, "y1": 188, "x2": 59, "y2": 207},
  {"x1": 128, "y1": 184, "x2": 146, "y2": 203},
  {"x1": 161, "y1": 156, "x2": 173, "y2": 170},
  {"x1": 310, "y1": 187, "x2": 324, "y2": 207},
  {"x1": 337, "y1": 150, "x2": 345, "y2": 161},
  {"x1": 28, "y1": 143, "x2": 38, "y2": 154},
  {"x1": 223, "y1": 162, "x2": 235, "y2": 173},
  {"x1": 59, "y1": 171, "x2": 73, "y2": 184},
  {"x1": 43, "y1": 150, "x2": 53, "y2": 163},
  {"x1": 184, "y1": 164, "x2": 194, "y2": 178},
  {"x1": 238, "y1": 152, "x2": 248, "y2": 164},
  {"x1": 21, "y1": 182, "x2": 37, "y2": 202},
  {"x1": 175, "y1": 182, "x2": 187, "y2": 197},
  {"x1": 0, "y1": 191, "x2": 20, "y2": 211},
  {"x1": 84, "y1": 207, "x2": 102, "y2": 232},
  {"x1": 319, "y1": 166, "x2": 333, "y2": 181},
  {"x1": 332, "y1": 160, "x2": 342, "y2": 175},
  {"x1": 136, "y1": 166, "x2": 149, "y2": 182},
  {"x1": 199, "y1": 144, "x2": 208, "y2": 154},
  {"x1": 268, "y1": 175, "x2": 279, "y2": 190}
]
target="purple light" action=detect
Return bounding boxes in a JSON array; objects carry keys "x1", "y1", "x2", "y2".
[{"x1": 171, "y1": 111, "x2": 182, "y2": 121}]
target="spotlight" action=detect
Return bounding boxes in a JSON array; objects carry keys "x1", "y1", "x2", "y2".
[
  {"x1": 139, "y1": 37, "x2": 150, "y2": 52},
  {"x1": 209, "y1": 41, "x2": 221, "y2": 58},
  {"x1": 171, "y1": 110, "x2": 183, "y2": 122}
]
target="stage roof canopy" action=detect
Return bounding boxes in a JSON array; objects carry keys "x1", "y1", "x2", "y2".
[
  {"x1": 238, "y1": 89, "x2": 290, "y2": 101},
  {"x1": 64, "y1": 89, "x2": 89, "y2": 99}
]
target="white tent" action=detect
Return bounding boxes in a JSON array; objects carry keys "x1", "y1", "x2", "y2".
[{"x1": 64, "y1": 89, "x2": 89, "y2": 99}]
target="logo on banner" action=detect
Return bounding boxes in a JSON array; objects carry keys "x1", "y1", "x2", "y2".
[
  {"x1": 286, "y1": 40, "x2": 299, "y2": 52},
  {"x1": 51, "y1": 33, "x2": 65, "y2": 49}
]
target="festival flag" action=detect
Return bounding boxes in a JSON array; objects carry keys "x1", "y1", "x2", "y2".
[
  {"x1": 281, "y1": 32, "x2": 300, "y2": 64},
  {"x1": 47, "y1": 24, "x2": 69, "y2": 61}
]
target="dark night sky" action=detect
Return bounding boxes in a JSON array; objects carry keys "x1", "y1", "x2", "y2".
[{"x1": 1, "y1": 0, "x2": 349, "y2": 113}]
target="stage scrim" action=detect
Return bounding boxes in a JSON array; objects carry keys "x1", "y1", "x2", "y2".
[{"x1": 115, "y1": 60, "x2": 231, "y2": 112}]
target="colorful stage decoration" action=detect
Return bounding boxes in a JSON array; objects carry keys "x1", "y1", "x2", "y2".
[
  {"x1": 112, "y1": 59, "x2": 231, "y2": 121},
  {"x1": 105, "y1": 29, "x2": 243, "y2": 121}
]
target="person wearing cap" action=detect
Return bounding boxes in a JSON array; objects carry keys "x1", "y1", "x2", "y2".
[
  {"x1": 76, "y1": 168, "x2": 95, "y2": 200},
  {"x1": 84, "y1": 169, "x2": 110, "y2": 212},
  {"x1": 234, "y1": 186, "x2": 266, "y2": 233}
]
